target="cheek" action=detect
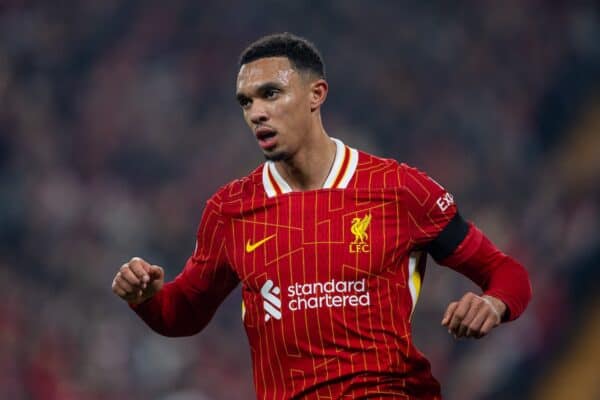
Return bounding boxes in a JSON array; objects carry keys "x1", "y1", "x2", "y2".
[
  {"x1": 242, "y1": 111, "x2": 253, "y2": 127},
  {"x1": 280, "y1": 93, "x2": 308, "y2": 117}
]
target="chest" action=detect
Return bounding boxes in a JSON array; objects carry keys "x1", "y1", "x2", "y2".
[{"x1": 225, "y1": 189, "x2": 410, "y2": 289}]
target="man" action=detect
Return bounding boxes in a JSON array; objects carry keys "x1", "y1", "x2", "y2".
[{"x1": 112, "y1": 33, "x2": 531, "y2": 399}]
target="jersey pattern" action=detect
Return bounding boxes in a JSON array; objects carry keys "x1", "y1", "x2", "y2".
[{"x1": 183, "y1": 139, "x2": 457, "y2": 399}]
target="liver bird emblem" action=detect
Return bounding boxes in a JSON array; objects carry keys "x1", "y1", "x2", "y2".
[{"x1": 351, "y1": 214, "x2": 371, "y2": 244}]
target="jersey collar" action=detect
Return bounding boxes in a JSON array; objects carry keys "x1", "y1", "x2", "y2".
[{"x1": 262, "y1": 138, "x2": 358, "y2": 198}]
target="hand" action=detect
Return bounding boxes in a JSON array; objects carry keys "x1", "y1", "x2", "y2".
[
  {"x1": 441, "y1": 292, "x2": 506, "y2": 339},
  {"x1": 111, "y1": 257, "x2": 164, "y2": 305}
]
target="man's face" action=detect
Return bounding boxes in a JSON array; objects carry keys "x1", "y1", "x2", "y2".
[{"x1": 236, "y1": 57, "x2": 314, "y2": 161}]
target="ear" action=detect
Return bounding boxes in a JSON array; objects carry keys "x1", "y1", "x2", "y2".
[{"x1": 309, "y1": 79, "x2": 328, "y2": 112}]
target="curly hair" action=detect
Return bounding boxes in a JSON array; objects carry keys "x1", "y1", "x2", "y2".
[{"x1": 239, "y1": 32, "x2": 325, "y2": 79}]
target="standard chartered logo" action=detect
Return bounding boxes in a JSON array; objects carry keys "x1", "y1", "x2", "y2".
[
  {"x1": 261, "y1": 280, "x2": 282, "y2": 321},
  {"x1": 261, "y1": 278, "x2": 370, "y2": 322},
  {"x1": 288, "y1": 279, "x2": 370, "y2": 311}
]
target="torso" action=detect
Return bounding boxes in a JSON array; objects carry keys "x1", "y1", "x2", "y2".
[{"x1": 215, "y1": 140, "x2": 444, "y2": 399}]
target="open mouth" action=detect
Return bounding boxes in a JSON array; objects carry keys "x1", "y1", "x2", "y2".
[
  {"x1": 256, "y1": 130, "x2": 276, "y2": 140},
  {"x1": 255, "y1": 128, "x2": 277, "y2": 149}
]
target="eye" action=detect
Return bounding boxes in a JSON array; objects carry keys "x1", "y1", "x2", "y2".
[
  {"x1": 238, "y1": 97, "x2": 251, "y2": 109},
  {"x1": 264, "y1": 88, "x2": 279, "y2": 99}
]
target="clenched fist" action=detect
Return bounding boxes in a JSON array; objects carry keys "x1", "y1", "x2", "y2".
[
  {"x1": 111, "y1": 257, "x2": 164, "y2": 305},
  {"x1": 441, "y1": 292, "x2": 506, "y2": 339}
]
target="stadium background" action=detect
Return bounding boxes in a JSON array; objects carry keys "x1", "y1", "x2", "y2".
[{"x1": 1, "y1": 1, "x2": 599, "y2": 399}]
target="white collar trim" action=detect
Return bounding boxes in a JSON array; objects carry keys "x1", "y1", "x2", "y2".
[{"x1": 261, "y1": 137, "x2": 358, "y2": 197}]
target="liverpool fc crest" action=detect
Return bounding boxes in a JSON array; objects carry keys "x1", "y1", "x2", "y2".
[{"x1": 349, "y1": 214, "x2": 371, "y2": 253}]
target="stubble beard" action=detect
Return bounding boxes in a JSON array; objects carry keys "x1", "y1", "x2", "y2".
[{"x1": 264, "y1": 150, "x2": 291, "y2": 162}]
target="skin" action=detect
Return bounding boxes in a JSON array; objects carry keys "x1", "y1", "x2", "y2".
[
  {"x1": 112, "y1": 257, "x2": 164, "y2": 305},
  {"x1": 235, "y1": 57, "x2": 336, "y2": 191},
  {"x1": 111, "y1": 55, "x2": 507, "y2": 339},
  {"x1": 442, "y1": 292, "x2": 507, "y2": 339}
]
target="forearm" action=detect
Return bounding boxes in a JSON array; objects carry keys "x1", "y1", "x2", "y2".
[
  {"x1": 130, "y1": 279, "x2": 215, "y2": 337},
  {"x1": 440, "y1": 224, "x2": 532, "y2": 321}
]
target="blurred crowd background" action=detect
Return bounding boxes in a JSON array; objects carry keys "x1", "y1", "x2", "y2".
[{"x1": 1, "y1": 1, "x2": 599, "y2": 399}]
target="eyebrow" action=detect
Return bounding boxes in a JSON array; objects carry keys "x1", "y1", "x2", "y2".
[{"x1": 236, "y1": 81, "x2": 283, "y2": 101}]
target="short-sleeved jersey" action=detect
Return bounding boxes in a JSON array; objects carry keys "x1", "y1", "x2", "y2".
[{"x1": 175, "y1": 138, "x2": 458, "y2": 399}]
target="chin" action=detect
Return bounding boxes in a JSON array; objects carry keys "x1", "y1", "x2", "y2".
[{"x1": 264, "y1": 150, "x2": 291, "y2": 162}]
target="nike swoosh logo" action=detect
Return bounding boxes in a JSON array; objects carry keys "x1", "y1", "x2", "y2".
[{"x1": 246, "y1": 234, "x2": 276, "y2": 253}]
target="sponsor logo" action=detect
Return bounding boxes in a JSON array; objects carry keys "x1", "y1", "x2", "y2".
[
  {"x1": 349, "y1": 214, "x2": 371, "y2": 253},
  {"x1": 260, "y1": 280, "x2": 281, "y2": 321},
  {"x1": 288, "y1": 279, "x2": 370, "y2": 311},
  {"x1": 261, "y1": 278, "x2": 371, "y2": 322},
  {"x1": 436, "y1": 192, "x2": 454, "y2": 212},
  {"x1": 246, "y1": 234, "x2": 276, "y2": 253}
]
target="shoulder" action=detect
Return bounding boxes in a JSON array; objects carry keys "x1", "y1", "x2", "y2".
[
  {"x1": 354, "y1": 149, "x2": 429, "y2": 189},
  {"x1": 207, "y1": 164, "x2": 264, "y2": 209}
]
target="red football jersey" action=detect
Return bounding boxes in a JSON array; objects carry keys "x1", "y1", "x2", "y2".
[{"x1": 137, "y1": 139, "x2": 461, "y2": 398}]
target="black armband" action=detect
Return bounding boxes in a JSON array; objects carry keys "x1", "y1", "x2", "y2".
[{"x1": 425, "y1": 212, "x2": 470, "y2": 261}]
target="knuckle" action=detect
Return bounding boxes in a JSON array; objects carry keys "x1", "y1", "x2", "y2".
[{"x1": 130, "y1": 256, "x2": 144, "y2": 265}]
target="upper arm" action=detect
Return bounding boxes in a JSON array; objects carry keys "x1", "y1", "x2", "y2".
[
  {"x1": 175, "y1": 196, "x2": 240, "y2": 321},
  {"x1": 400, "y1": 164, "x2": 467, "y2": 257}
]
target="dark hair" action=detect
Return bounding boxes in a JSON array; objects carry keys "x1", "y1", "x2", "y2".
[{"x1": 239, "y1": 32, "x2": 325, "y2": 79}]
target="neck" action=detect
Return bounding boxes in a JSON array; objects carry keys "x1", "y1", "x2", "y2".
[{"x1": 274, "y1": 118, "x2": 336, "y2": 191}]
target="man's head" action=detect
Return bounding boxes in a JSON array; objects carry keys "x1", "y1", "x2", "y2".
[
  {"x1": 239, "y1": 32, "x2": 326, "y2": 80},
  {"x1": 236, "y1": 33, "x2": 328, "y2": 161}
]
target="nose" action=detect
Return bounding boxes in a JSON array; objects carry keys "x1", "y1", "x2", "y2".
[{"x1": 248, "y1": 101, "x2": 269, "y2": 125}]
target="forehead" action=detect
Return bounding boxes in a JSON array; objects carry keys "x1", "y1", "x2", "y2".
[{"x1": 236, "y1": 57, "x2": 299, "y2": 93}]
